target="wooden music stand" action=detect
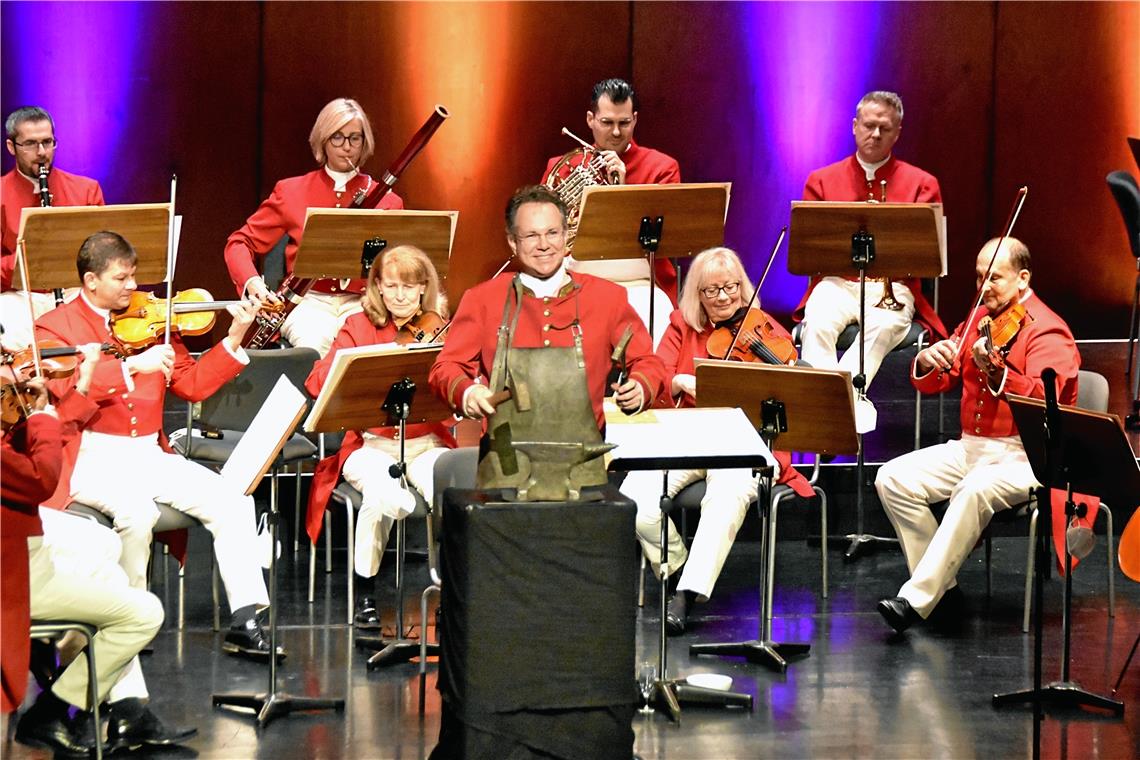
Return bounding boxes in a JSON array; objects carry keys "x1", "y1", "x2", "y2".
[
  {"x1": 303, "y1": 342, "x2": 448, "y2": 670},
  {"x1": 292, "y1": 209, "x2": 457, "y2": 283},
  {"x1": 690, "y1": 360, "x2": 856, "y2": 673},
  {"x1": 573, "y1": 183, "x2": 731, "y2": 341},
  {"x1": 15, "y1": 203, "x2": 173, "y2": 288},
  {"x1": 606, "y1": 406, "x2": 763, "y2": 722},
  {"x1": 211, "y1": 376, "x2": 345, "y2": 729},
  {"x1": 788, "y1": 201, "x2": 944, "y2": 561},
  {"x1": 993, "y1": 394, "x2": 1140, "y2": 716}
]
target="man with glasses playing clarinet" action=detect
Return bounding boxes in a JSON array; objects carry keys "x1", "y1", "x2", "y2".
[{"x1": 1, "y1": 106, "x2": 105, "y2": 346}]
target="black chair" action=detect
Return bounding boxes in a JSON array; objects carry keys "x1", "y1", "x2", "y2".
[
  {"x1": 982, "y1": 369, "x2": 1115, "y2": 632},
  {"x1": 1106, "y1": 170, "x2": 1140, "y2": 419},
  {"x1": 65, "y1": 502, "x2": 223, "y2": 631},
  {"x1": 170, "y1": 347, "x2": 320, "y2": 559}
]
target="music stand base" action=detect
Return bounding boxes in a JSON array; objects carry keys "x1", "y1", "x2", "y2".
[
  {"x1": 992, "y1": 681, "x2": 1124, "y2": 716},
  {"x1": 842, "y1": 533, "x2": 899, "y2": 562},
  {"x1": 363, "y1": 639, "x2": 438, "y2": 670},
  {"x1": 646, "y1": 679, "x2": 753, "y2": 723},
  {"x1": 212, "y1": 691, "x2": 345, "y2": 729},
  {"x1": 690, "y1": 639, "x2": 810, "y2": 674}
]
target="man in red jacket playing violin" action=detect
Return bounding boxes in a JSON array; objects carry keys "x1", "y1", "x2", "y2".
[
  {"x1": 35, "y1": 231, "x2": 281, "y2": 660},
  {"x1": 874, "y1": 237, "x2": 1078, "y2": 633}
]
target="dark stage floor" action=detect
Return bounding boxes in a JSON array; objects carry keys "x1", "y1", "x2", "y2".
[{"x1": 4, "y1": 533, "x2": 1138, "y2": 760}]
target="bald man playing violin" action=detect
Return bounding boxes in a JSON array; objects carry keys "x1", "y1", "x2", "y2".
[
  {"x1": 873, "y1": 237, "x2": 1079, "y2": 633},
  {"x1": 33, "y1": 231, "x2": 283, "y2": 661}
]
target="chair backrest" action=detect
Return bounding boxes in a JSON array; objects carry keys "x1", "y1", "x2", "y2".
[
  {"x1": 1107, "y1": 170, "x2": 1140, "y2": 260},
  {"x1": 1076, "y1": 369, "x2": 1109, "y2": 413},
  {"x1": 262, "y1": 235, "x2": 290, "y2": 291},
  {"x1": 432, "y1": 447, "x2": 478, "y2": 511},
  {"x1": 197, "y1": 347, "x2": 319, "y2": 432}
]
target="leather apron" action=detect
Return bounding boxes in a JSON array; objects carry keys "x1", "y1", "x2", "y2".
[{"x1": 476, "y1": 276, "x2": 610, "y2": 500}]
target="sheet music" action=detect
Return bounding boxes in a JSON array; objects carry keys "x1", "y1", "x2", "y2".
[
  {"x1": 606, "y1": 406, "x2": 771, "y2": 464},
  {"x1": 221, "y1": 375, "x2": 308, "y2": 496}
]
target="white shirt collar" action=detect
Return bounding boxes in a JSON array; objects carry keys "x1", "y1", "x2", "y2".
[
  {"x1": 323, "y1": 165, "x2": 358, "y2": 192},
  {"x1": 856, "y1": 154, "x2": 891, "y2": 181},
  {"x1": 80, "y1": 290, "x2": 112, "y2": 328},
  {"x1": 519, "y1": 258, "x2": 570, "y2": 299}
]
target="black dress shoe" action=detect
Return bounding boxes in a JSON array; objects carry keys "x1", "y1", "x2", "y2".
[
  {"x1": 665, "y1": 592, "x2": 688, "y2": 636},
  {"x1": 15, "y1": 702, "x2": 95, "y2": 756},
  {"x1": 108, "y1": 703, "x2": 197, "y2": 752},
  {"x1": 877, "y1": 596, "x2": 922, "y2": 634},
  {"x1": 223, "y1": 614, "x2": 286, "y2": 661},
  {"x1": 353, "y1": 596, "x2": 381, "y2": 629}
]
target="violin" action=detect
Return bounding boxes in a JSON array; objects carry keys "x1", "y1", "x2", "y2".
[
  {"x1": 0, "y1": 341, "x2": 118, "y2": 429},
  {"x1": 978, "y1": 300, "x2": 1031, "y2": 368},
  {"x1": 395, "y1": 311, "x2": 447, "y2": 345},
  {"x1": 110, "y1": 289, "x2": 283, "y2": 352},
  {"x1": 707, "y1": 307, "x2": 798, "y2": 366}
]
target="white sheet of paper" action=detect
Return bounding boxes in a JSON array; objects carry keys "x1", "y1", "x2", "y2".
[
  {"x1": 221, "y1": 375, "x2": 308, "y2": 496},
  {"x1": 605, "y1": 406, "x2": 772, "y2": 467}
]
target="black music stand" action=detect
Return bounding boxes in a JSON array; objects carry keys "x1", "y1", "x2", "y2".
[
  {"x1": 574, "y1": 183, "x2": 730, "y2": 342},
  {"x1": 789, "y1": 201, "x2": 944, "y2": 561},
  {"x1": 15, "y1": 203, "x2": 173, "y2": 289},
  {"x1": 303, "y1": 342, "x2": 450, "y2": 669},
  {"x1": 292, "y1": 209, "x2": 456, "y2": 284},
  {"x1": 607, "y1": 406, "x2": 760, "y2": 722},
  {"x1": 211, "y1": 378, "x2": 344, "y2": 729},
  {"x1": 992, "y1": 392, "x2": 1140, "y2": 716},
  {"x1": 690, "y1": 360, "x2": 858, "y2": 672}
]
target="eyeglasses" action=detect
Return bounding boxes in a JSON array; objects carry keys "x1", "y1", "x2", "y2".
[
  {"x1": 11, "y1": 138, "x2": 56, "y2": 151},
  {"x1": 700, "y1": 281, "x2": 740, "y2": 299},
  {"x1": 327, "y1": 132, "x2": 363, "y2": 148},
  {"x1": 516, "y1": 230, "x2": 566, "y2": 247}
]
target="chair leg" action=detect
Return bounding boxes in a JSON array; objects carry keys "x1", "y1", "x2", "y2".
[
  {"x1": 211, "y1": 558, "x2": 221, "y2": 633},
  {"x1": 418, "y1": 583, "x2": 441, "y2": 715},
  {"x1": 345, "y1": 500, "x2": 356, "y2": 627},
  {"x1": 817, "y1": 488, "x2": 828, "y2": 599},
  {"x1": 308, "y1": 538, "x2": 316, "y2": 604},
  {"x1": 80, "y1": 628, "x2": 103, "y2": 760},
  {"x1": 1022, "y1": 510, "x2": 1039, "y2": 634},
  {"x1": 293, "y1": 463, "x2": 302, "y2": 555},
  {"x1": 324, "y1": 512, "x2": 333, "y2": 574},
  {"x1": 637, "y1": 551, "x2": 646, "y2": 608},
  {"x1": 1101, "y1": 503, "x2": 1115, "y2": 619},
  {"x1": 178, "y1": 562, "x2": 186, "y2": 631}
]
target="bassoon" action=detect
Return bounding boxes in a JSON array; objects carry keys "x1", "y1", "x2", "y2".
[{"x1": 243, "y1": 105, "x2": 451, "y2": 349}]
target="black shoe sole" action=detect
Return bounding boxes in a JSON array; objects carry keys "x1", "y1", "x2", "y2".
[{"x1": 221, "y1": 641, "x2": 286, "y2": 662}]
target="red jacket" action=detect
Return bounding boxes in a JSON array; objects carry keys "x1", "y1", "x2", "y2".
[
  {"x1": 224, "y1": 168, "x2": 403, "y2": 297},
  {"x1": 654, "y1": 309, "x2": 815, "y2": 498},
  {"x1": 302, "y1": 313, "x2": 457, "y2": 544},
  {"x1": 2, "y1": 167, "x2": 105, "y2": 290},
  {"x1": 34, "y1": 295, "x2": 245, "y2": 508},
  {"x1": 544, "y1": 140, "x2": 682, "y2": 302},
  {"x1": 429, "y1": 272, "x2": 666, "y2": 432},
  {"x1": 795, "y1": 155, "x2": 947, "y2": 339},
  {"x1": 912, "y1": 291, "x2": 1079, "y2": 437},
  {"x1": 1, "y1": 412, "x2": 62, "y2": 712}
]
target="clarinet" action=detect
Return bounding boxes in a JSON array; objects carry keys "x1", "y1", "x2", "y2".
[
  {"x1": 243, "y1": 105, "x2": 451, "y2": 349},
  {"x1": 36, "y1": 164, "x2": 65, "y2": 306}
]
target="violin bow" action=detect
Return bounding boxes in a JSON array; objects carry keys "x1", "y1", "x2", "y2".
[
  {"x1": 944, "y1": 186, "x2": 1028, "y2": 371},
  {"x1": 163, "y1": 174, "x2": 178, "y2": 347},
  {"x1": 15, "y1": 239, "x2": 44, "y2": 379},
  {"x1": 720, "y1": 226, "x2": 786, "y2": 360}
]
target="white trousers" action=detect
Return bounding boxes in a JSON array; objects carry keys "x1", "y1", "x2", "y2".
[
  {"x1": 800, "y1": 277, "x2": 916, "y2": 389},
  {"x1": 0, "y1": 289, "x2": 76, "y2": 348},
  {"x1": 70, "y1": 431, "x2": 269, "y2": 612},
  {"x1": 341, "y1": 434, "x2": 446, "y2": 578},
  {"x1": 874, "y1": 435, "x2": 1038, "y2": 616},
  {"x1": 28, "y1": 528, "x2": 162, "y2": 709},
  {"x1": 280, "y1": 292, "x2": 362, "y2": 358},
  {"x1": 623, "y1": 467, "x2": 761, "y2": 600}
]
